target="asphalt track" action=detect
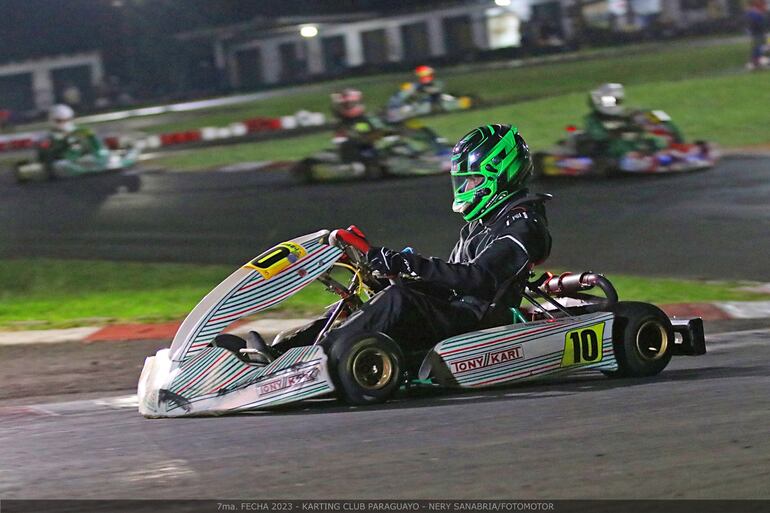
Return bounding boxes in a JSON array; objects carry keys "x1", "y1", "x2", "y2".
[
  {"x1": 1, "y1": 158, "x2": 770, "y2": 503},
  {"x1": 1, "y1": 155, "x2": 769, "y2": 280},
  {"x1": 0, "y1": 326, "x2": 768, "y2": 501}
]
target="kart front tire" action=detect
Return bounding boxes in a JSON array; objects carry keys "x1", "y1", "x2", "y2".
[
  {"x1": 604, "y1": 301, "x2": 673, "y2": 378},
  {"x1": 330, "y1": 332, "x2": 404, "y2": 405},
  {"x1": 13, "y1": 163, "x2": 29, "y2": 184},
  {"x1": 291, "y1": 159, "x2": 316, "y2": 184},
  {"x1": 531, "y1": 152, "x2": 546, "y2": 181}
]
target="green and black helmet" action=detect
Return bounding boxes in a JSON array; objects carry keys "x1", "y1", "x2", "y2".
[{"x1": 451, "y1": 124, "x2": 532, "y2": 222}]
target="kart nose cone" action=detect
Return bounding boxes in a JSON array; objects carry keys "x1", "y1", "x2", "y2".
[{"x1": 137, "y1": 349, "x2": 174, "y2": 418}]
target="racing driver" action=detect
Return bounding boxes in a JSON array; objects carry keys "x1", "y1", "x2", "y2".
[
  {"x1": 330, "y1": 88, "x2": 391, "y2": 164},
  {"x1": 240, "y1": 124, "x2": 552, "y2": 363},
  {"x1": 40, "y1": 104, "x2": 100, "y2": 165},
  {"x1": 583, "y1": 83, "x2": 680, "y2": 159}
]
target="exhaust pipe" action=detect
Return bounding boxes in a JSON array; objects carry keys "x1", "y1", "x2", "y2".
[{"x1": 541, "y1": 272, "x2": 618, "y2": 305}]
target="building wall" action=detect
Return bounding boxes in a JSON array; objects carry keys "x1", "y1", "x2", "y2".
[
  {"x1": 0, "y1": 52, "x2": 103, "y2": 112},
  {"x1": 223, "y1": 0, "x2": 730, "y2": 89},
  {"x1": 226, "y1": 3, "x2": 513, "y2": 87}
]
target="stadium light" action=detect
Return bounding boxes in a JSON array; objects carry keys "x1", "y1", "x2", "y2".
[
  {"x1": 494, "y1": 0, "x2": 512, "y2": 6},
  {"x1": 300, "y1": 25, "x2": 318, "y2": 38}
]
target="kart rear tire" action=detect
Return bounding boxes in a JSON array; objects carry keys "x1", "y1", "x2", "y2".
[
  {"x1": 595, "y1": 157, "x2": 617, "y2": 178},
  {"x1": 604, "y1": 301, "x2": 673, "y2": 378},
  {"x1": 330, "y1": 332, "x2": 404, "y2": 405},
  {"x1": 364, "y1": 162, "x2": 386, "y2": 180}
]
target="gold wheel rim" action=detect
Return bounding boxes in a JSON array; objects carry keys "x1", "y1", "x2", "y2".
[
  {"x1": 352, "y1": 346, "x2": 393, "y2": 390},
  {"x1": 636, "y1": 321, "x2": 669, "y2": 361}
]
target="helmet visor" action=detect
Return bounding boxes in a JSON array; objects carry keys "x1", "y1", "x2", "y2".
[
  {"x1": 600, "y1": 95, "x2": 622, "y2": 108},
  {"x1": 452, "y1": 173, "x2": 484, "y2": 194}
]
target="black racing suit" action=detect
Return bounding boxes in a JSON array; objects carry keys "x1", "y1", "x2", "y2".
[{"x1": 273, "y1": 192, "x2": 552, "y2": 356}]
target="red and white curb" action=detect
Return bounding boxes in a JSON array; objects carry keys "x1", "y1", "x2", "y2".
[
  {"x1": 0, "y1": 110, "x2": 326, "y2": 153},
  {"x1": 662, "y1": 301, "x2": 770, "y2": 321},
  {"x1": 2, "y1": 301, "x2": 770, "y2": 348}
]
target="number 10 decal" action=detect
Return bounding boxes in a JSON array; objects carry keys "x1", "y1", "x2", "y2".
[{"x1": 561, "y1": 323, "x2": 605, "y2": 366}]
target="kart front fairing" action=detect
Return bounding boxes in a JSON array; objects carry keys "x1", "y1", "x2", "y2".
[{"x1": 138, "y1": 230, "x2": 342, "y2": 417}]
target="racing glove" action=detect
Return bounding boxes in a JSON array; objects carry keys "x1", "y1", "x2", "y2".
[{"x1": 366, "y1": 246, "x2": 409, "y2": 276}]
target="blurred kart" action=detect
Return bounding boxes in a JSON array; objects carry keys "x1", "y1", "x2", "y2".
[
  {"x1": 138, "y1": 227, "x2": 706, "y2": 417},
  {"x1": 534, "y1": 110, "x2": 718, "y2": 178},
  {"x1": 384, "y1": 90, "x2": 475, "y2": 123},
  {"x1": 14, "y1": 129, "x2": 139, "y2": 183},
  {"x1": 384, "y1": 66, "x2": 476, "y2": 123},
  {"x1": 291, "y1": 120, "x2": 451, "y2": 183}
]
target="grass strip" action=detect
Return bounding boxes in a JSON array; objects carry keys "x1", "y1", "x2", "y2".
[
  {"x1": 1, "y1": 259, "x2": 767, "y2": 329},
  {"x1": 140, "y1": 40, "x2": 749, "y2": 134},
  {"x1": 153, "y1": 69, "x2": 770, "y2": 171}
]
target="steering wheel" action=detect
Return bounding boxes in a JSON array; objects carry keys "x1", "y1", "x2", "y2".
[{"x1": 329, "y1": 226, "x2": 402, "y2": 286}]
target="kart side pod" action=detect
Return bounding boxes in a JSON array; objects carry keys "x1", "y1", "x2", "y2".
[{"x1": 418, "y1": 303, "x2": 706, "y2": 388}]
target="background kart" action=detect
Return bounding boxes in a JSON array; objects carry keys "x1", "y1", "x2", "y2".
[
  {"x1": 13, "y1": 132, "x2": 139, "y2": 183},
  {"x1": 291, "y1": 121, "x2": 451, "y2": 183},
  {"x1": 533, "y1": 109, "x2": 718, "y2": 178},
  {"x1": 384, "y1": 92, "x2": 476, "y2": 123},
  {"x1": 138, "y1": 228, "x2": 706, "y2": 418}
]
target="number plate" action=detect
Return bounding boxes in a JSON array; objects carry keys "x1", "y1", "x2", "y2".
[
  {"x1": 561, "y1": 322, "x2": 605, "y2": 367},
  {"x1": 245, "y1": 242, "x2": 308, "y2": 280}
]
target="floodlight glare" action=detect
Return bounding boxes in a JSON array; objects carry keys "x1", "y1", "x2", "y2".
[
  {"x1": 300, "y1": 25, "x2": 319, "y2": 38},
  {"x1": 495, "y1": 0, "x2": 512, "y2": 6}
]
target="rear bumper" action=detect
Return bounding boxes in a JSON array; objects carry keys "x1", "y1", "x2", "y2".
[{"x1": 671, "y1": 318, "x2": 706, "y2": 355}]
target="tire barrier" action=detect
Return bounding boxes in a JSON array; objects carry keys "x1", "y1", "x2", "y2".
[{"x1": 0, "y1": 110, "x2": 327, "y2": 153}]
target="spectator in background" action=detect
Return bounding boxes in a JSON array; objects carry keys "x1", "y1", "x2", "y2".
[
  {"x1": 746, "y1": 0, "x2": 768, "y2": 70},
  {"x1": 62, "y1": 82, "x2": 82, "y2": 109}
]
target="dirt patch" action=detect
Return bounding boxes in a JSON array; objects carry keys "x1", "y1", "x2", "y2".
[{"x1": 0, "y1": 339, "x2": 168, "y2": 405}]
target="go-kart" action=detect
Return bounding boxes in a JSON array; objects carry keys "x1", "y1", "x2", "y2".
[
  {"x1": 384, "y1": 92, "x2": 475, "y2": 123},
  {"x1": 291, "y1": 121, "x2": 451, "y2": 183},
  {"x1": 533, "y1": 110, "x2": 718, "y2": 178},
  {"x1": 13, "y1": 130, "x2": 139, "y2": 183},
  {"x1": 138, "y1": 227, "x2": 706, "y2": 418}
]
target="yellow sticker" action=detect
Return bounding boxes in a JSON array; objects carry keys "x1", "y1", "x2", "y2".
[
  {"x1": 542, "y1": 155, "x2": 559, "y2": 176},
  {"x1": 561, "y1": 322, "x2": 605, "y2": 367},
  {"x1": 245, "y1": 242, "x2": 308, "y2": 280}
]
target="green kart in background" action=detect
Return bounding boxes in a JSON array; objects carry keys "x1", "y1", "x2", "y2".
[{"x1": 14, "y1": 128, "x2": 140, "y2": 184}]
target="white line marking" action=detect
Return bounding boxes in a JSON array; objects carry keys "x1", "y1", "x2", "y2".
[
  {"x1": 94, "y1": 395, "x2": 139, "y2": 409},
  {"x1": 0, "y1": 327, "x2": 101, "y2": 346},
  {"x1": 707, "y1": 340, "x2": 770, "y2": 353},
  {"x1": 30, "y1": 394, "x2": 139, "y2": 416},
  {"x1": 121, "y1": 459, "x2": 197, "y2": 483}
]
